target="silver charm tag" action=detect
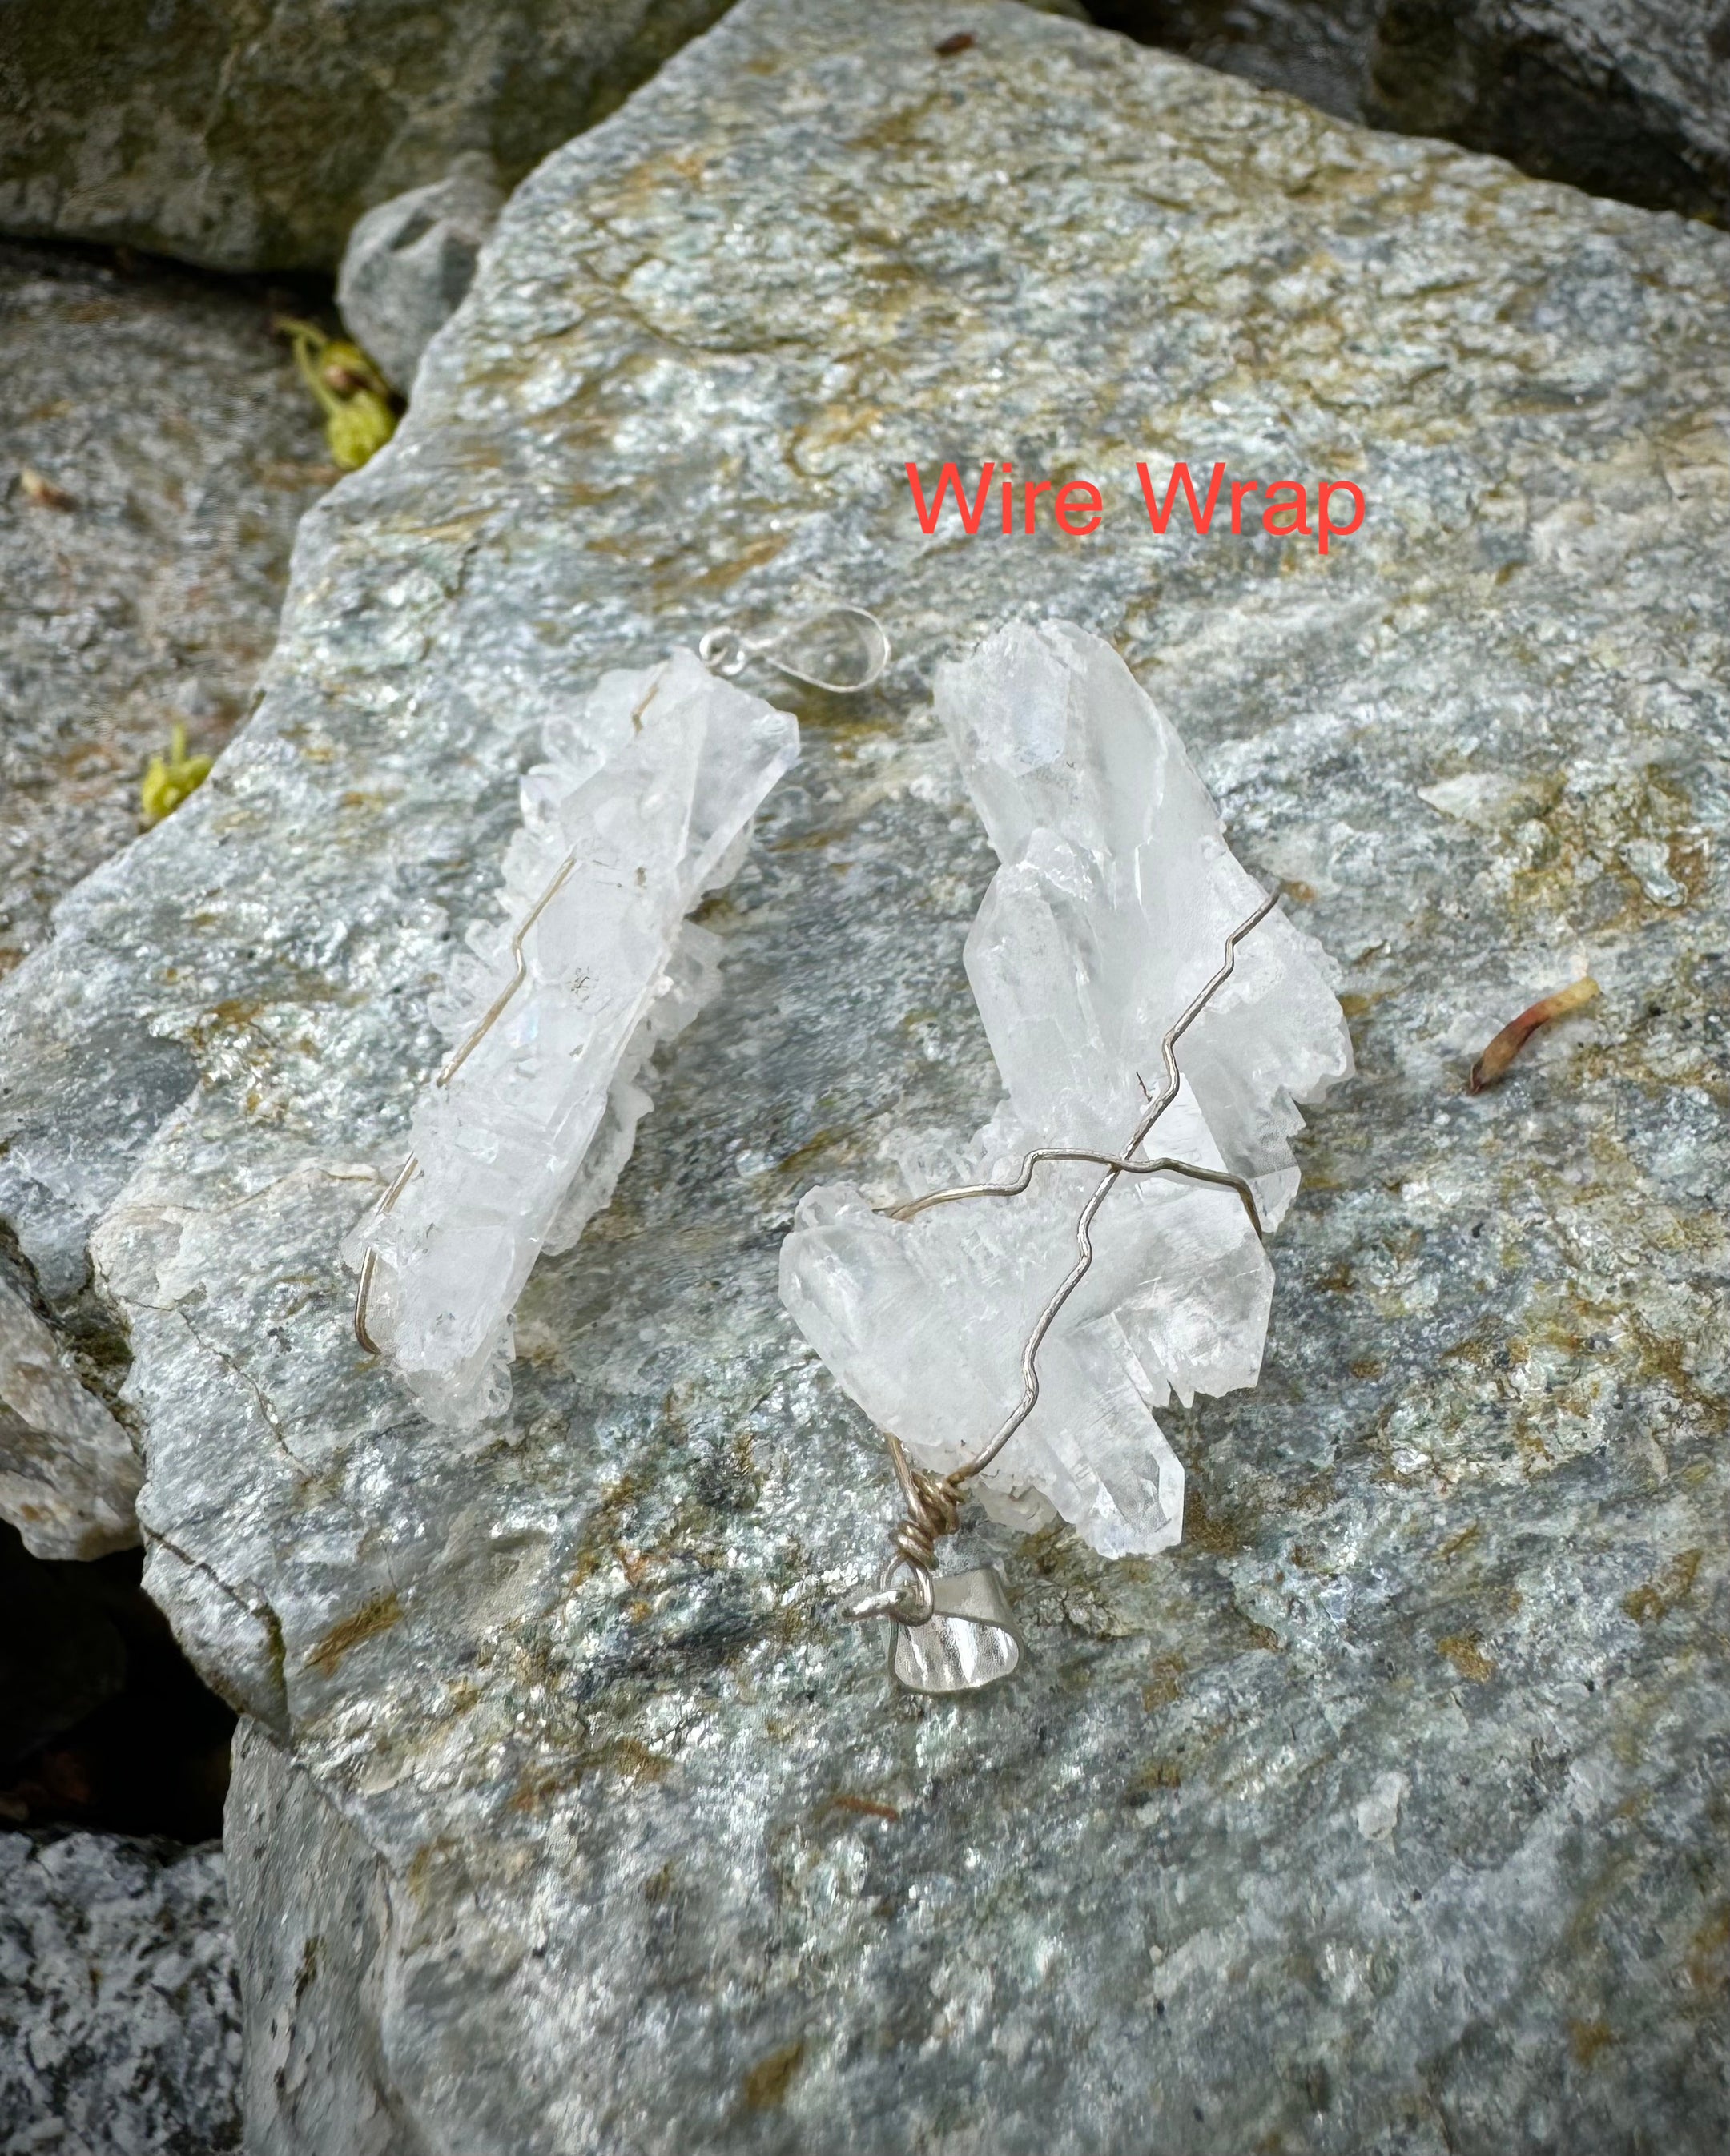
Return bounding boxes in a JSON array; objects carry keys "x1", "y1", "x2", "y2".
[{"x1": 887, "y1": 1567, "x2": 1021, "y2": 1695}]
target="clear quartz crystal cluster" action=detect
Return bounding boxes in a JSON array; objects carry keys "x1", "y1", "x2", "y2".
[
  {"x1": 344, "y1": 647, "x2": 798, "y2": 1426},
  {"x1": 780, "y1": 621, "x2": 1352, "y2": 1556}
]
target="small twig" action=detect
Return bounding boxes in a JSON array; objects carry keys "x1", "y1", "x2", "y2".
[{"x1": 1469, "y1": 977, "x2": 1599, "y2": 1093}]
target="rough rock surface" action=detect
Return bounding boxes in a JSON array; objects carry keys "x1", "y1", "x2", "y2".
[
  {"x1": 0, "y1": 1273, "x2": 139, "y2": 1560},
  {"x1": 1367, "y1": 2, "x2": 1730, "y2": 224},
  {"x1": 0, "y1": 0, "x2": 735, "y2": 273},
  {"x1": 1, "y1": 1, "x2": 1728, "y2": 2149},
  {"x1": 0, "y1": 242, "x2": 329, "y2": 1556},
  {"x1": 336, "y1": 156, "x2": 504, "y2": 396},
  {"x1": 225, "y1": 1723, "x2": 403, "y2": 2154},
  {"x1": 0, "y1": 244, "x2": 331, "y2": 975},
  {"x1": 1095, "y1": 2, "x2": 1730, "y2": 222},
  {"x1": 0, "y1": 1831, "x2": 242, "y2": 2151}
]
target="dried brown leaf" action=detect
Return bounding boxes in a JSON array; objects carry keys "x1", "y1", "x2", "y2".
[{"x1": 18, "y1": 465, "x2": 75, "y2": 511}]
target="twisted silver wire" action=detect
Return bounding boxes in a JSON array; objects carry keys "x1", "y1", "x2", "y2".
[
  {"x1": 352, "y1": 670, "x2": 667, "y2": 1353},
  {"x1": 940, "y1": 883, "x2": 1277, "y2": 1480},
  {"x1": 848, "y1": 885, "x2": 1279, "y2": 1621}
]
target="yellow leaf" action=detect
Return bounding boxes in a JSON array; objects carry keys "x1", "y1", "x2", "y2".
[
  {"x1": 141, "y1": 723, "x2": 213, "y2": 826},
  {"x1": 276, "y1": 316, "x2": 399, "y2": 472}
]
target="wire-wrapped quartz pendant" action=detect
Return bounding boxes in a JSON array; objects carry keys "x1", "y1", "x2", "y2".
[
  {"x1": 780, "y1": 620, "x2": 1352, "y2": 1685},
  {"x1": 345, "y1": 647, "x2": 799, "y2": 1427}
]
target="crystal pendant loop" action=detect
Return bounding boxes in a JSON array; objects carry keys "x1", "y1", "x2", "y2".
[{"x1": 699, "y1": 605, "x2": 890, "y2": 694}]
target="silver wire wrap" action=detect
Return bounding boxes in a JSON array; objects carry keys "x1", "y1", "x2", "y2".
[
  {"x1": 844, "y1": 886, "x2": 1281, "y2": 1646},
  {"x1": 352, "y1": 672, "x2": 669, "y2": 1354}
]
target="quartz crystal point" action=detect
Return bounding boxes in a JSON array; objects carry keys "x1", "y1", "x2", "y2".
[
  {"x1": 344, "y1": 647, "x2": 798, "y2": 1427},
  {"x1": 780, "y1": 621, "x2": 1351, "y2": 1558}
]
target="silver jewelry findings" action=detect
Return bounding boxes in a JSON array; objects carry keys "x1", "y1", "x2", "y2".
[
  {"x1": 843, "y1": 891, "x2": 1277, "y2": 1695},
  {"x1": 698, "y1": 604, "x2": 891, "y2": 694},
  {"x1": 777, "y1": 617, "x2": 1354, "y2": 1702}
]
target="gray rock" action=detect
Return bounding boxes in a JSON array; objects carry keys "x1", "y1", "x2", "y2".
[
  {"x1": 336, "y1": 156, "x2": 505, "y2": 395},
  {"x1": 0, "y1": 1831, "x2": 241, "y2": 2150},
  {"x1": 0, "y1": 0, "x2": 737, "y2": 273},
  {"x1": 0, "y1": 1276, "x2": 139, "y2": 1561},
  {"x1": 2, "y1": 0, "x2": 1729, "y2": 2148},
  {"x1": 0, "y1": 243, "x2": 330, "y2": 1552},
  {"x1": 1088, "y1": 2, "x2": 1379, "y2": 123},
  {"x1": 1094, "y1": 4, "x2": 1730, "y2": 224},
  {"x1": 1366, "y1": 1, "x2": 1730, "y2": 222},
  {"x1": 0, "y1": 244, "x2": 329, "y2": 982},
  {"x1": 225, "y1": 1724, "x2": 402, "y2": 2155}
]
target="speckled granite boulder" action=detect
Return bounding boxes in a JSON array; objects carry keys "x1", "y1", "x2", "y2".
[
  {"x1": 0, "y1": 1832, "x2": 241, "y2": 2150},
  {"x1": 1368, "y1": 1, "x2": 1730, "y2": 223},
  {"x1": 2, "y1": 0, "x2": 1728, "y2": 2148},
  {"x1": 0, "y1": 0, "x2": 734, "y2": 273},
  {"x1": 0, "y1": 244, "x2": 332, "y2": 1559}
]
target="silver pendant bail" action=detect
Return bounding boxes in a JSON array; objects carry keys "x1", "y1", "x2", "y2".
[
  {"x1": 842, "y1": 1434, "x2": 1023, "y2": 1695},
  {"x1": 698, "y1": 604, "x2": 891, "y2": 694},
  {"x1": 887, "y1": 1567, "x2": 1022, "y2": 1695}
]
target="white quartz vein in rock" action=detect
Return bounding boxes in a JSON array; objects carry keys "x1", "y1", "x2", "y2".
[
  {"x1": 780, "y1": 620, "x2": 1352, "y2": 1557},
  {"x1": 344, "y1": 647, "x2": 798, "y2": 1426}
]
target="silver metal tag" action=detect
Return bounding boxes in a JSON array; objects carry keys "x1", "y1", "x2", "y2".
[{"x1": 887, "y1": 1567, "x2": 1022, "y2": 1694}]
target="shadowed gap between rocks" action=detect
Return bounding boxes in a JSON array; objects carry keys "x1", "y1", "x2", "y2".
[
  {"x1": 1084, "y1": 0, "x2": 1730, "y2": 224},
  {"x1": 0, "y1": 1519, "x2": 236, "y2": 1843}
]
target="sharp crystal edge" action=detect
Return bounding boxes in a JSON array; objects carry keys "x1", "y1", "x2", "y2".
[
  {"x1": 342, "y1": 647, "x2": 799, "y2": 1428},
  {"x1": 781, "y1": 620, "x2": 1353, "y2": 1559}
]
